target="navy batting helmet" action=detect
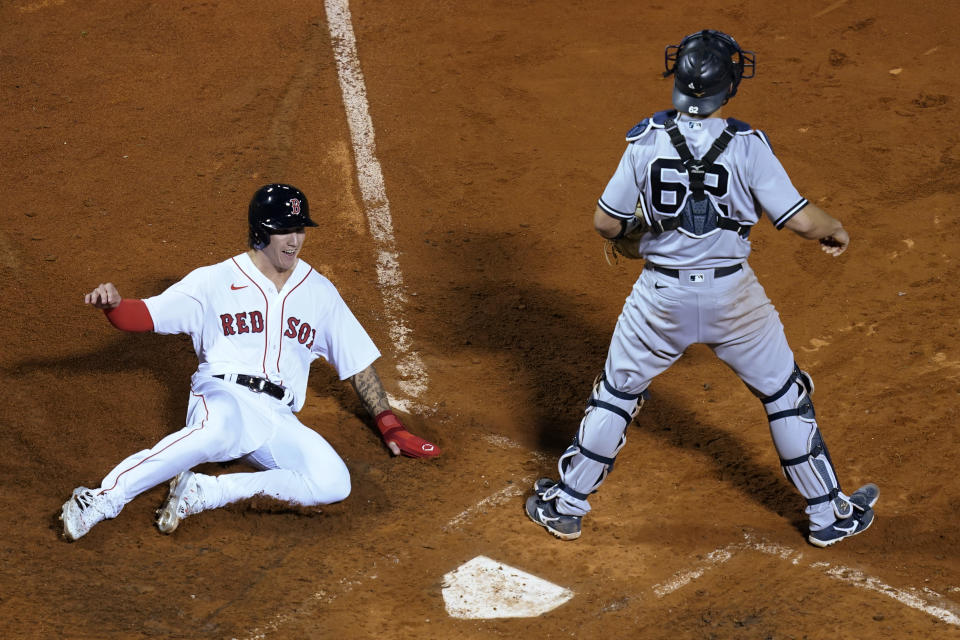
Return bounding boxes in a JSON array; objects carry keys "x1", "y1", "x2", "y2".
[
  {"x1": 248, "y1": 183, "x2": 318, "y2": 249},
  {"x1": 663, "y1": 30, "x2": 755, "y2": 116}
]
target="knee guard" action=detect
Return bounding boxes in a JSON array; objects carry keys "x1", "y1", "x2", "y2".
[
  {"x1": 546, "y1": 374, "x2": 646, "y2": 515},
  {"x1": 762, "y1": 365, "x2": 852, "y2": 521}
]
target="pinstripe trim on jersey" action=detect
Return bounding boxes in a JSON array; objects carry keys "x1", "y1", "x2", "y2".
[
  {"x1": 275, "y1": 268, "x2": 314, "y2": 384},
  {"x1": 773, "y1": 198, "x2": 810, "y2": 229},
  {"x1": 597, "y1": 197, "x2": 635, "y2": 220},
  {"x1": 232, "y1": 257, "x2": 272, "y2": 376}
]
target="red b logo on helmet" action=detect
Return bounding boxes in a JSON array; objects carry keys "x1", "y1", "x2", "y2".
[{"x1": 290, "y1": 198, "x2": 301, "y2": 215}]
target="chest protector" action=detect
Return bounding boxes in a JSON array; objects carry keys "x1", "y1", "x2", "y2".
[{"x1": 650, "y1": 118, "x2": 751, "y2": 239}]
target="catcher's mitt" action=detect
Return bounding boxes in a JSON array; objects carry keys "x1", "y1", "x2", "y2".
[{"x1": 603, "y1": 215, "x2": 649, "y2": 264}]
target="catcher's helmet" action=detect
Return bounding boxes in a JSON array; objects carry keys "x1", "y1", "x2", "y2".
[
  {"x1": 248, "y1": 183, "x2": 317, "y2": 249},
  {"x1": 663, "y1": 30, "x2": 755, "y2": 116}
]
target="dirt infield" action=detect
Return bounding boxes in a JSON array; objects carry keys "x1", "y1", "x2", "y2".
[{"x1": 3, "y1": 1, "x2": 959, "y2": 638}]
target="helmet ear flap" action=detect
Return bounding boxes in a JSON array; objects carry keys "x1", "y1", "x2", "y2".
[
  {"x1": 248, "y1": 203, "x2": 270, "y2": 249},
  {"x1": 248, "y1": 227, "x2": 269, "y2": 250}
]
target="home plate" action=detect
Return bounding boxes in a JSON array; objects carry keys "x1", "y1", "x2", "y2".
[{"x1": 441, "y1": 555, "x2": 574, "y2": 619}]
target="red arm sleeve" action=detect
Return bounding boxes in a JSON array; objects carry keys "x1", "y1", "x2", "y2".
[{"x1": 103, "y1": 299, "x2": 154, "y2": 332}]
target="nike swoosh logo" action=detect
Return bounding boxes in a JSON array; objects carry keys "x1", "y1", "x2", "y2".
[
  {"x1": 833, "y1": 521, "x2": 858, "y2": 534},
  {"x1": 536, "y1": 507, "x2": 560, "y2": 524},
  {"x1": 230, "y1": 284, "x2": 248, "y2": 290},
  {"x1": 655, "y1": 283, "x2": 668, "y2": 289}
]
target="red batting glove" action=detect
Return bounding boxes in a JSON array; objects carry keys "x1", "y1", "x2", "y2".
[{"x1": 375, "y1": 410, "x2": 441, "y2": 458}]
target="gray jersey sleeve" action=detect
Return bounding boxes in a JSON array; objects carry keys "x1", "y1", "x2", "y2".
[
  {"x1": 745, "y1": 131, "x2": 809, "y2": 229},
  {"x1": 597, "y1": 145, "x2": 644, "y2": 221}
]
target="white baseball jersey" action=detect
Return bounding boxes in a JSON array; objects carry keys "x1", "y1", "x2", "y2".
[
  {"x1": 144, "y1": 252, "x2": 380, "y2": 412},
  {"x1": 94, "y1": 252, "x2": 380, "y2": 515},
  {"x1": 598, "y1": 111, "x2": 808, "y2": 269}
]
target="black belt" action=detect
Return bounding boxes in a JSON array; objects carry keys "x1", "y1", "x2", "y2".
[
  {"x1": 649, "y1": 263, "x2": 743, "y2": 278},
  {"x1": 214, "y1": 374, "x2": 287, "y2": 401}
]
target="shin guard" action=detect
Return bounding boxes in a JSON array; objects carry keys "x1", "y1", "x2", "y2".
[
  {"x1": 762, "y1": 365, "x2": 852, "y2": 527},
  {"x1": 546, "y1": 375, "x2": 645, "y2": 516}
]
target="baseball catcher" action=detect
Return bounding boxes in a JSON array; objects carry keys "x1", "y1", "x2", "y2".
[{"x1": 526, "y1": 30, "x2": 878, "y2": 548}]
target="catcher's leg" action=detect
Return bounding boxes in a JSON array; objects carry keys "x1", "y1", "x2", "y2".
[
  {"x1": 541, "y1": 373, "x2": 646, "y2": 517},
  {"x1": 530, "y1": 274, "x2": 687, "y2": 536},
  {"x1": 760, "y1": 365, "x2": 875, "y2": 533}
]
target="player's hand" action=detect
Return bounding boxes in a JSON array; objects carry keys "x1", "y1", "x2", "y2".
[
  {"x1": 819, "y1": 228, "x2": 849, "y2": 257},
  {"x1": 375, "y1": 410, "x2": 441, "y2": 458},
  {"x1": 84, "y1": 283, "x2": 122, "y2": 309}
]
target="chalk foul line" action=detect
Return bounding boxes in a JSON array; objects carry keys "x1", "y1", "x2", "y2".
[
  {"x1": 443, "y1": 436, "x2": 550, "y2": 531},
  {"x1": 443, "y1": 480, "x2": 527, "y2": 532},
  {"x1": 652, "y1": 532, "x2": 960, "y2": 626},
  {"x1": 325, "y1": 0, "x2": 428, "y2": 406}
]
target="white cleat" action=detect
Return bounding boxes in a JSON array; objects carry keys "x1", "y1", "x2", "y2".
[
  {"x1": 156, "y1": 471, "x2": 204, "y2": 534},
  {"x1": 60, "y1": 487, "x2": 110, "y2": 541}
]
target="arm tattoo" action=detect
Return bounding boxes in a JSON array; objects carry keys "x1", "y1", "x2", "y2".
[{"x1": 349, "y1": 365, "x2": 391, "y2": 417}]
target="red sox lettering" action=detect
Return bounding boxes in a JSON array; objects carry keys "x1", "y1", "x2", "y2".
[
  {"x1": 284, "y1": 316, "x2": 316, "y2": 348},
  {"x1": 219, "y1": 311, "x2": 265, "y2": 335},
  {"x1": 219, "y1": 312, "x2": 316, "y2": 348}
]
